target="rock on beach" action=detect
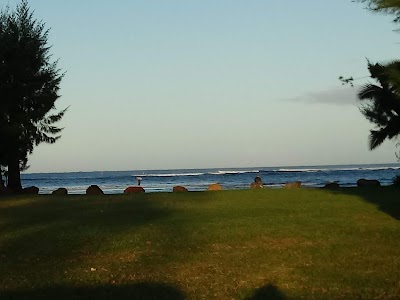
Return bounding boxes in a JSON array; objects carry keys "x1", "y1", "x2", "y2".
[
  {"x1": 208, "y1": 183, "x2": 223, "y2": 191},
  {"x1": 173, "y1": 186, "x2": 188, "y2": 192},
  {"x1": 86, "y1": 185, "x2": 104, "y2": 195},
  {"x1": 22, "y1": 186, "x2": 39, "y2": 194},
  {"x1": 324, "y1": 182, "x2": 340, "y2": 189},
  {"x1": 124, "y1": 186, "x2": 145, "y2": 194},
  {"x1": 284, "y1": 182, "x2": 302, "y2": 189},
  {"x1": 357, "y1": 179, "x2": 381, "y2": 187},
  {"x1": 52, "y1": 188, "x2": 68, "y2": 195}
]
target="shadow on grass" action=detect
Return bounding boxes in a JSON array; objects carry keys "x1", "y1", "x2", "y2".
[
  {"x1": 0, "y1": 282, "x2": 186, "y2": 300},
  {"x1": 0, "y1": 194, "x2": 191, "y2": 281},
  {"x1": 326, "y1": 186, "x2": 400, "y2": 220},
  {"x1": 245, "y1": 284, "x2": 287, "y2": 300}
]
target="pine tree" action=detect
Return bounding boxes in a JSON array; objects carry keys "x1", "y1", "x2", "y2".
[{"x1": 0, "y1": 1, "x2": 66, "y2": 192}]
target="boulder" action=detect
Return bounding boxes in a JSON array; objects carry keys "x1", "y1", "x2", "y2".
[
  {"x1": 357, "y1": 179, "x2": 381, "y2": 187},
  {"x1": 324, "y1": 182, "x2": 340, "y2": 189},
  {"x1": 208, "y1": 183, "x2": 223, "y2": 191},
  {"x1": 21, "y1": 186, "x2": 39, "y2": 194},
  {"x1": 52, "y1": 188, "x2": 68, "y2": 195},
  {"x1": 124, "y1": 186, "x2": 145, "y2": 194},
  {"x1": 284, "y1": 181, "x2": 301, "y2": 189},
  {"x1": 173, "y1": 186, "x2": 188, "y2": 192},
  {"x1": 86, "y1": 185, "x2": 104, "y2": 195}
]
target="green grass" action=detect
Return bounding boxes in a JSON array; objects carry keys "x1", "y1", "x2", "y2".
[{"x1": 0, "y1": 188, "x2": 399, "y2": 299}]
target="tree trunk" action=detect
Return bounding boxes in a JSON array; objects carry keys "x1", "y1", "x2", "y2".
[{"x1": 7, "y1": 155, "x2": 22, "y2": 192}]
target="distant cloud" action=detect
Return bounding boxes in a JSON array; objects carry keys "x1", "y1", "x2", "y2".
[{"x1": 285, "y1": 86, "x2": 361, "y2": 106}]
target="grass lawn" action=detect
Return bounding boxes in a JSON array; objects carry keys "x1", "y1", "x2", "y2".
[{"x1": 0, "y1": 187, "x2": 399, "y2": 299}]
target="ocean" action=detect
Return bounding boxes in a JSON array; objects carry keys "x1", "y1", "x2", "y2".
[{"x1": 20, "y1": 163, "x2": 400, "y2": 194}]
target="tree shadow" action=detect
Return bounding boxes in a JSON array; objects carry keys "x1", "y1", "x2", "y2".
[
  {"x1": 0, "y1": 194, "x2": 175, "y2": 237},
  {"x1": 0, "y1": 282, "x2": 186, "y2": 300},
  {"x1": 325, "y1": 186, "x2": 400, "y2": 220},
  {"x1": 0, "y1": 194, "x2": 190, "y2": 283},
  {"x1": 0, "y1": 192, "x2": 230, "y2": 293},
  {"x1": 244, "y1": 284, "x2": 287, "y2": 300}
]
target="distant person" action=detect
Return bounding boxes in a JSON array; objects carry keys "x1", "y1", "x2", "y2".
[
  {"x1": 251, "y1": 176, "x2": 263, "y2": 189},
  {"x1": 136, "y1": 176, "x2": 142, "y2": 186}
]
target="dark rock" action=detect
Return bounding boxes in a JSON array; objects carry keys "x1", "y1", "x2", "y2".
[
  {"x1": 173, "y1": 186, "x2": 188, "y2": 192},
  {"x1": 208, "y1": 183, "x2": 223, "y2": 191},
  {"x1": 124, "y1": 186, "x2": 145, "y2": 194},
  {"x1": 21, "y1": 186, "x2": 39, "y2": 194},
  {"x1": 357, "y1": 179, "x2": 381, "y2": 187},
  {"x1": 284, "y1": 181, "x2": 301, "y2": 189},
  {"x1": 324, "y1": 182, "x2": 340, "y2": 189},
  {"x1": 52, "y1": 188, "x2": 68, "y2": 195},
  {"x1": 86, "y1": 185, "x2": 104, "y2": 195}
]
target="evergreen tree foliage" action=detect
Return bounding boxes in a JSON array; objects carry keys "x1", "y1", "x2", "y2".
[{"x1": 0, "y1": 1, "x2": 66, "y2": 191}]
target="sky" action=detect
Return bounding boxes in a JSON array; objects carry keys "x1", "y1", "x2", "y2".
[{"x1": 2, "y1": 0, "x2": 400, "y2": 172}]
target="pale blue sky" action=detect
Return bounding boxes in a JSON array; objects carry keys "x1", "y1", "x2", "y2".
[{"x1": 2, "y1": 0, "x2": 400, "y2": 172}]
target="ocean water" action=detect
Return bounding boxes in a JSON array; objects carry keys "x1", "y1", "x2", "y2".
[{"x1": 20, "y1": 163, "x2": 400, "y2": 194}]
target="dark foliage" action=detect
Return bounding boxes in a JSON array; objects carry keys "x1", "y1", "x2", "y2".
[
  {"x1": 392, "y1": 175, "x2": 400, "y2": 187},
  {"x1": 358, "y1": 0, "x2": 400, "y2": 23},
  {"x1": 344, "y1": 1, "x2": 400, "y2": 153},
  {"x1": 0, "y1": 1, "x2": 66, "y2": 191},
  {"x1": 357, "y1": 61, "x2": 400, "y2": 150}
]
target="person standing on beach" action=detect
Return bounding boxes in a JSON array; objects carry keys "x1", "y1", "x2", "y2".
[{"x1": 136, "y1": 177, "x2": 142, "y2": 186}]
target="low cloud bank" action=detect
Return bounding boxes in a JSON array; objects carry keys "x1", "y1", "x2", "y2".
[{"x1": 285, "y1": 86, "x2": 361, "y2": 106}]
